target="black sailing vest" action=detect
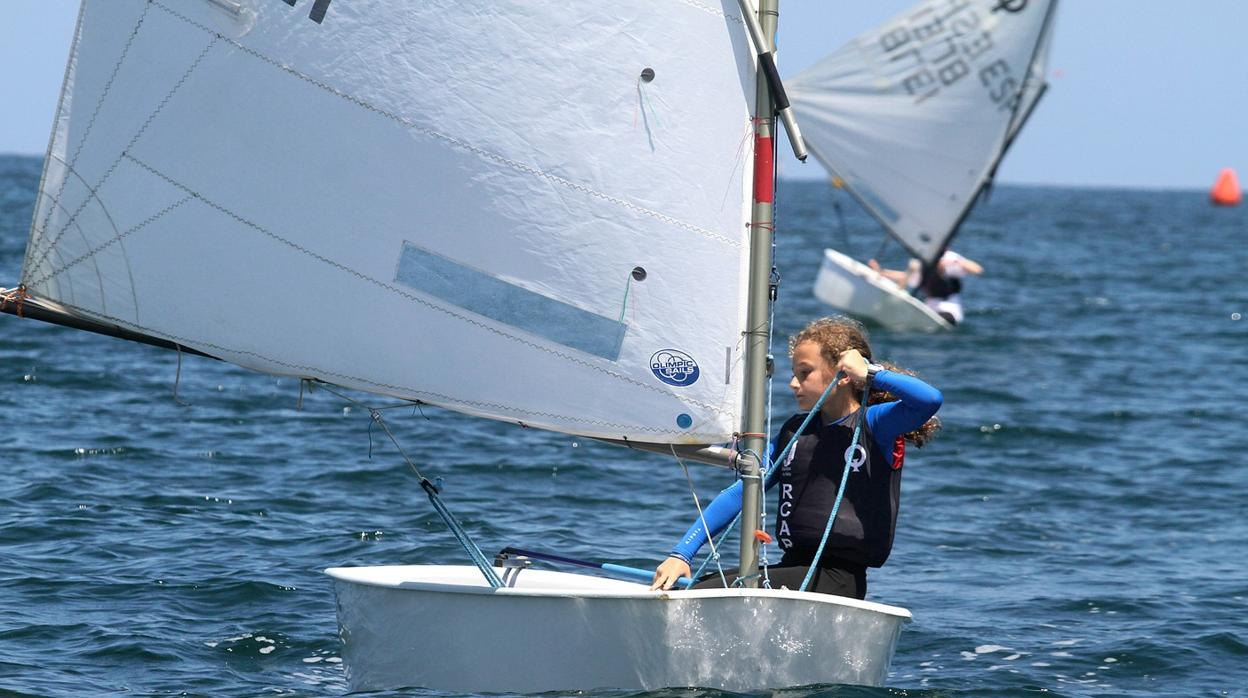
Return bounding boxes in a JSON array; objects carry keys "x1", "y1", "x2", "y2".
[
  {"x1": 773, "y1": 411, "x2": 904, "y2": 569},
  {"x1": 920, "y1": 270, "x2": 962, "y2": 299}
]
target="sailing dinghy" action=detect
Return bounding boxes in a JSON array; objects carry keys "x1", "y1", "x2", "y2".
[
  {"x1": 813, "y1": 248, "x2": 952, "y2": 332},
  {"x1": 3, "y1": 0, "x2": 911, "y2": 691},
  {"x1": 790, "y1": 0, "x2": 1059, "y2": 330}
]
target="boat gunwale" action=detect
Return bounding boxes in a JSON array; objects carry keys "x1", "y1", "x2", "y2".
[{"x1": 326, "y1": 565, "x2": 913, "y2": 620}]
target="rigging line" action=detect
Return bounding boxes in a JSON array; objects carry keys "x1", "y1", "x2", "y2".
[
  {"x1": 758, "y1": 272, "x2": 779, "y2": 588},
  {"x1": 318, "y1": 383, "x2": 502, "y2": 587},
  {"x1": 672, "y1": 445, "x2": 730, "y2": 589},
  {"x1": 798, "y1": 379, "x2": 871, "y2": 593},
  {"x1": 720, "y1": 119, "x2": 755, "y2": 213},
  {"x1": 691, "y1": 372, "x2": 843, "y2": 582},
  {"x1": 761, "y1": 145, "x2": 785, "y2": 588},
  {"x1": 617, "y1": 274, "x2": 631, "y2": 324},
  {"x1": 171, "y1": 344, "x2": 191, "y2": 407}
]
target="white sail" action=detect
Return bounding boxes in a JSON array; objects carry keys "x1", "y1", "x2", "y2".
[
  {"x1": 1005, "y1": 4, "x2": 1056, "y2": 146},
  {"x1": 21, "y1": 0, "x2": 758, "y2": 443},
  {"x1": 788, "y1": 0, "x2": 1057, "y2": 263}
]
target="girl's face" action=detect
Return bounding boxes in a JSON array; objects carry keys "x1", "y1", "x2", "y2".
[{"x1": 789, "y1": 340, "x2": 837, "y2": 412}]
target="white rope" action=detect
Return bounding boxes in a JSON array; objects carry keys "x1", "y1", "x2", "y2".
[{"x1": 672, "y1": 446, "x2": 729, "y2": 589}]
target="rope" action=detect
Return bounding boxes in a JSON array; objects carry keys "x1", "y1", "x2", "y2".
[
  {"x1": 0, "y1": 285, "x2": 31, "y2": 317},
  {"x1": 799, "y1": 379, "x2": 872, "y2": 592},
  {"x1": 690, "y1": 372, "x2": 842, "y2": 583},
  {"x1": 673, "y1": 446, "x2": 729, "y2": 589},
  {"x1": 319, "y1": 383, "x2": 504, "y2": 588},
  {"x1": 617, "y1": 272, "x2": 632, "y2": 324},
  {"x1": 171, "y1": 344, "x2": 191, "y2": 407},
  {"x1": 758, "y1": 258, "x2": 780, "y2": 589}
]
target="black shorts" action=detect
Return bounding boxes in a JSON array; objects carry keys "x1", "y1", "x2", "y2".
[{"x1": 690, "y1": 562, "x2": 866, "y2": 600}]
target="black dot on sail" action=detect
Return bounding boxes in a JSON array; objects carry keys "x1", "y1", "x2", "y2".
[
  {"x1": 640, "y1": 68, "x2": 655, "y2": 83},
  {"x1": 631, "y1": 266, "x2": 647, "y2": 281}
]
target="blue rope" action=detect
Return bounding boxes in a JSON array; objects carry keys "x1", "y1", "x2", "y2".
[
  {"x1": 759, "y1": 265, "x2": 780, "y2": 589},
  {"x1": 358, "y1": 403, "x2": 503, "y2": 588},
  {"x1": 422, "y1": 479, "x2": 504, "y2": 588},
  {"x1": 799, "y1": 380, "x2": 872, "y2": 592},
  {"x1": 691, "y1": 372, "x2": 843, "y2": 583}
]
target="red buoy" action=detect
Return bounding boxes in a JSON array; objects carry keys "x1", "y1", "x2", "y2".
[{"x1": 1211, "y1": 168, "x2": 1242, "y2": 206}]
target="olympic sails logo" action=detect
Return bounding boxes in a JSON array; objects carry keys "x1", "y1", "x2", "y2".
[{"x1": 650, "y1": 349, "x2": 700, "y2": 387}]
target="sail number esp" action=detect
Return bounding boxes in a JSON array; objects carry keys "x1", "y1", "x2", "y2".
[{"x1": 877, "y1": 0, "x2": 1030, "y2": 111}]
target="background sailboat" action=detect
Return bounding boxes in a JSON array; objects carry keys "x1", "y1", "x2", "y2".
[
  {"x1": 2, "y1": 0, "x2": 909, "y2": 692},
  {"x1": 789, "y1": 0, "x2": 1058, "y2": 331}
]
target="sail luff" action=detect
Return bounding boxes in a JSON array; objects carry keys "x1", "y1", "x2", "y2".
[
  {"x1": 925, "y1": 0, "x2": 1060, "y2": 263},
  {"x1": 22, "y1": 1, "x2": 88, "y2": 279},
  {"x1": 1006, "y1": 0, "x2": 1059, "y2": 146}
]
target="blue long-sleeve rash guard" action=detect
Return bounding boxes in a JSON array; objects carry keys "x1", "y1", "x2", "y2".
[{"x1": 669, "y1": 369, "x2": 942, "y2": 563}]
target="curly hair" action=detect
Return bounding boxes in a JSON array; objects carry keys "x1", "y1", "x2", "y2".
[{"x1": 789, "y1": 316, "x2": 941, "y2": 447}]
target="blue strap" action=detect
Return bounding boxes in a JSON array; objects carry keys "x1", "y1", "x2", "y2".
[
  {"x1": 690, "y1": 373, "x2": 843, "y2": 583},
  {"x1": 798, "y1": 380, "x2": 872, "y2": 592},
  {"x1": 500, "y1": 547, "x2": 691, "y2": 588}
]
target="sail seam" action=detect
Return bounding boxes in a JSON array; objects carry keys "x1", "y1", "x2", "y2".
[
  {"x1": 675, "y1": 0, "x2": 745, "y2": 24},
  {"x1": 146, "y1": 0, "x2": 740, "y2": 250},
  {"x1": 25, "y1": 194, "x2": 195, "y2": 291},
  {"x1": 32, "y1": 296, "x2": 709, "y2": 436},
  {"x1": 26, "y1": 33, "x2": 221, "y2": 283},
  {"x1": 28, "y1": 1, "x2": 153, "y2": 276},
  {"x1": 120, "y1": 153, "x2": 734, "y2": 422},
  {"x1": 30, "y1": 154, "x2": 145, "y2": 324}
]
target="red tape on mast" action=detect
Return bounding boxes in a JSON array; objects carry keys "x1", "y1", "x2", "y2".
[{"x1": 752, "y1": 134, "x2": 774, "y2": 204}]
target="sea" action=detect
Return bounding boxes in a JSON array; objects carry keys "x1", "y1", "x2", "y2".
[{"x1": 2, "y1": 154, "x2": 1246, "y2": 697}]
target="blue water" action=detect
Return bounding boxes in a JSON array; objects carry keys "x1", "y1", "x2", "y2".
[{"x1": 2, "y1": 154, "x2": 1247, "y2": 697}]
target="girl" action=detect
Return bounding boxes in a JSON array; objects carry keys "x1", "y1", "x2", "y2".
[{"x1": 651, "y1": 316, "x2": 942, "y2": 599}]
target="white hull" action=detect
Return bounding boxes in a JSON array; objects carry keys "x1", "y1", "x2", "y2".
[
  {"x1": 813, "y1": 249, "x2": 952, "y2": 332},
  {"x1": 327, "y1": 565, "x2": 910, "y2": 693}
]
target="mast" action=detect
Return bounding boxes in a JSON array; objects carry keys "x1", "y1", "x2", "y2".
[{"x1": 738, "y1": 0, "x2": 780, "y2": 588}]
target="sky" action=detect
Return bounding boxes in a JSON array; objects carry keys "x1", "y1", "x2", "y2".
[{"x1": 1, "y1": 1, "x2": 1245, "y2": 190}]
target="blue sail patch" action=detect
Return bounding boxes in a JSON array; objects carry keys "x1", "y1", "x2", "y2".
[{"x1": 395, "y1": 243, "x2": 626, "y2": 361}]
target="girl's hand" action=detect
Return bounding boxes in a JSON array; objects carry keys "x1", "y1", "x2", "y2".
[
  {"x1": 836, "y1": 348, "x2": 870, "y2": 383},
  {"x1": 650, "y1": 556, "x2": 692, "y2": 590}
]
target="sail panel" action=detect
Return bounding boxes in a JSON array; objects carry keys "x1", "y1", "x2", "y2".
[
  {"x1": 1006, "y1": 4, "x2": 1057, "y2": 145},
  {"x1": 789, "y1": 0, "x2": 1056, "y2": 263},
  {"x1": 23, "y1": 0, "x2": 758, "y2": 443}
]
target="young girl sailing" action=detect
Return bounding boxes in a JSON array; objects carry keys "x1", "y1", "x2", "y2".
[{"x1": 651, "y1": 316, "x2": 942, "y2": 599}]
